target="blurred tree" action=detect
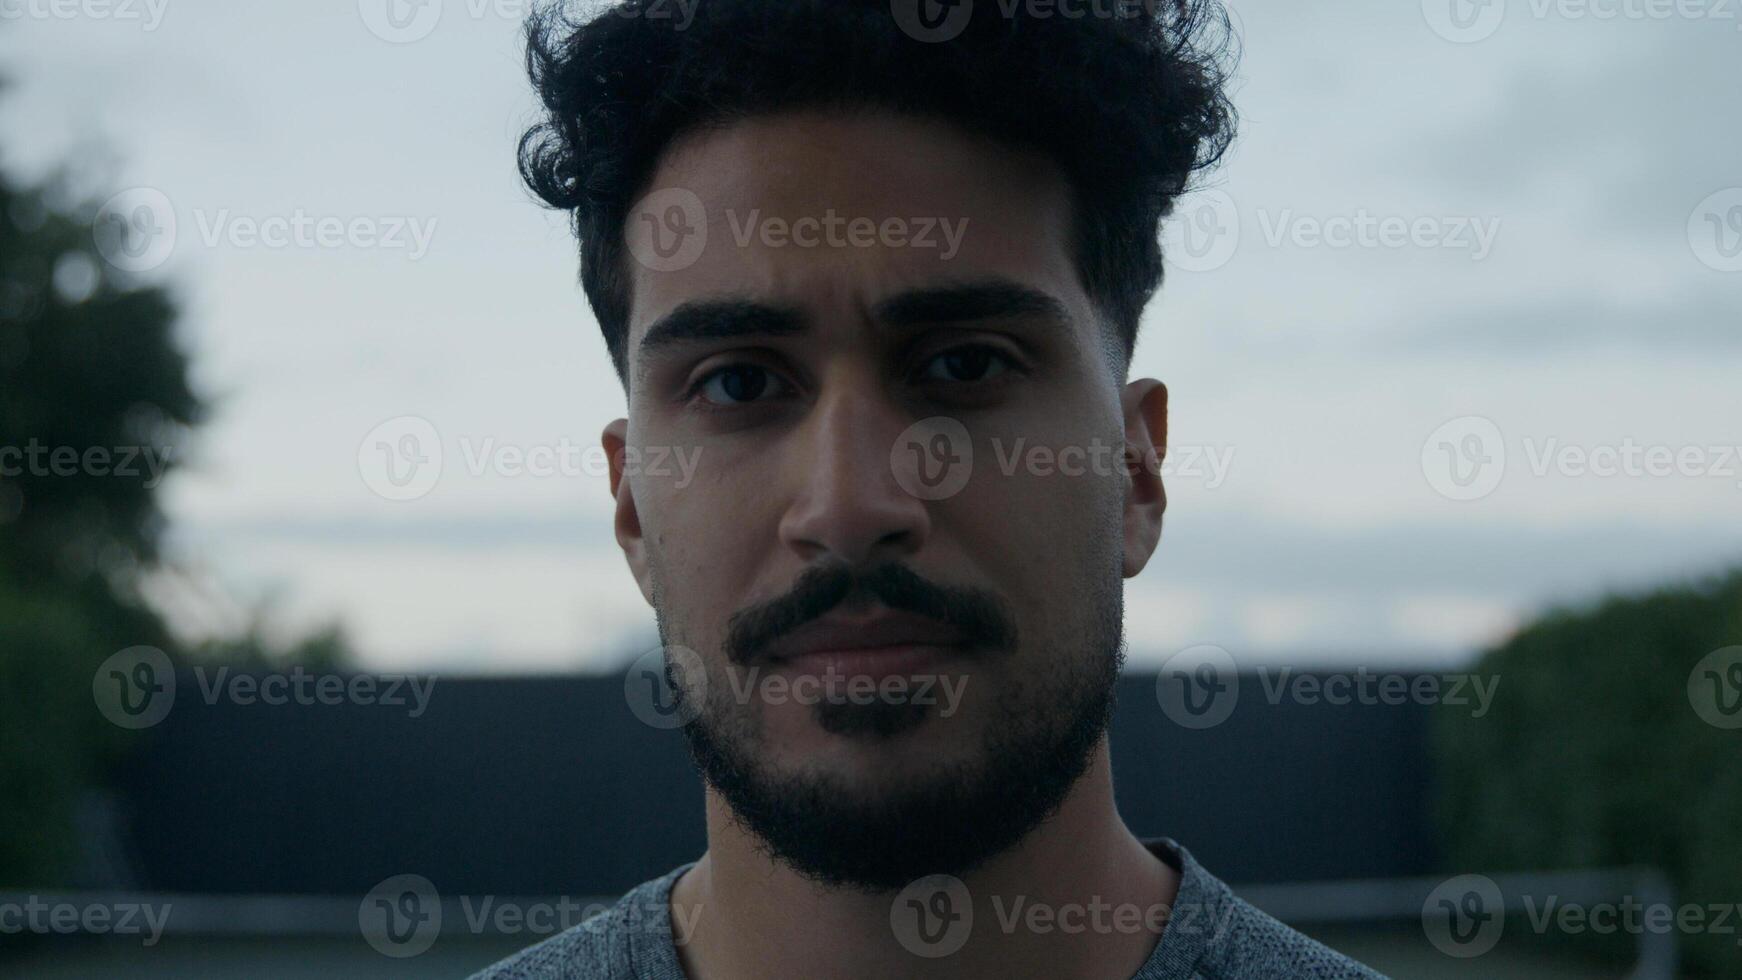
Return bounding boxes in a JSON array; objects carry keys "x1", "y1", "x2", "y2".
[
  {"x1": 1, "y1": 167, "x2": 355, "y2": 885},
  {"x1": 1435, "y1": 568, "x2": 1742, "y2": 977},
  {"x1": 0, "y1": 169, "x2": 200, "y2": 886}
]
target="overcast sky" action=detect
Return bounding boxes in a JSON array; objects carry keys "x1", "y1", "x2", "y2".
[{"x1": 4, "y1": 0, "x2": 1739, "y2": 672}]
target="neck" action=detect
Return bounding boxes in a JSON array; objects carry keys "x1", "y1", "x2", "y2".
[{"x1": 669, "y1": 739, "x2": 1177, "y2": 980}]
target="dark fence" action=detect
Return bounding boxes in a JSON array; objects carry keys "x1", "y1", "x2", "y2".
[{"x1": 107, "y1": 672, "x2": 1436, "y2": 896}]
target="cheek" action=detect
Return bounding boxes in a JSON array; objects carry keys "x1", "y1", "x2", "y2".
[
  {"x1": 636, "y1": 451, "x2": 780, "y2": 638},
  {"x1": 947, "y1": 425, "x2": 1126, "y2": 639}
]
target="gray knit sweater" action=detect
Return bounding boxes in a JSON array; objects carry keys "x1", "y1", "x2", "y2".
[{"x1": 471, "y1": 839, "x2": 1387, "y2": 979}]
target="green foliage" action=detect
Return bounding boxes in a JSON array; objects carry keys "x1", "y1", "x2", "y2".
[
  {"x1": 0, "y1": 569, "x2": 123, "y2": 884},
  {"x1": 1434, "y1": 568, "x2": 1742, "y2": 976},
  {"x1": 0, "y1": 171, "x2": 200, "y2": 887},
  {"x1": 0, "y1": 168, "x2": 359, "y2": 888}
]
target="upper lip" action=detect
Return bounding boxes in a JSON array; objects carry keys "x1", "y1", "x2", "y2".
[{"x1": 763, "y1": 607, "x2": 968, "y2": 663}]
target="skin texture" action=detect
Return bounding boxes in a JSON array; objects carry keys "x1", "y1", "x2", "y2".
[{"x1": 601, "y1": 109, "x2": 1176, "y2": 979}]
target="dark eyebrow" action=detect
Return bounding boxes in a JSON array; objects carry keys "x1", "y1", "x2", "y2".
[
  {"x1": 637, "y1": 299, "x2": 807, "y2": 357},
  {"x1": 872, "y1": 279, "x2": 1071, "y2": 329}
]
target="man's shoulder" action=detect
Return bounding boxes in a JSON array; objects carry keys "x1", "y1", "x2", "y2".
[
  {"x1": 1190, "y1": 892, "x2": 1385, "y2": 979},
  {"x1": 1139, "y1": 839, "x2": 1387, "y2": 980},
  {"x1": 468, "y1": 867, "x2": 689, "y2": 980}
]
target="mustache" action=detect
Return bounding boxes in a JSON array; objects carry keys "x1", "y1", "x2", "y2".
[{"x1": 724, "y1": 563, "x2": 1018, "y2": 666}]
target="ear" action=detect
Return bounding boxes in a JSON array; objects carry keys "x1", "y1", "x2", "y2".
[
  {"x1": 602, "y1": 418, "x2": 655, "y2": 606},
  {"x1": 1120, "y1": 379, "x2": 1168, "y2": 578}
]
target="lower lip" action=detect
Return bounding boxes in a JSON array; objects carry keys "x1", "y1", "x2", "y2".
[{"x1": 776, "y1": 644, "x2": 961, "y2": 681}]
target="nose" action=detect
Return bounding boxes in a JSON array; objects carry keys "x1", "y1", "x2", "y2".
[{"x1": 777, "y1": 384, "x2": 932, "y2": 567}]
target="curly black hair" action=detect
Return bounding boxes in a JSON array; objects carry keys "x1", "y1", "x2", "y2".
[{"x1": 519, "y1": 0, "x2": 1238, "y2": 381}]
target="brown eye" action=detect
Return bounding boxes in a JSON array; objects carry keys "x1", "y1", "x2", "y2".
[
  {"x1": 921, "y1": 345, "x2": 1009, "y2": 383},
  {"x1": 698, "y1": 364, "x2": 778, "y2": 404}
]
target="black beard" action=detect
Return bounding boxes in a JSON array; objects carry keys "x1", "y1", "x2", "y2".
[{"x1": 659, "y1": 562, "x2": 1125, "y2": 893}]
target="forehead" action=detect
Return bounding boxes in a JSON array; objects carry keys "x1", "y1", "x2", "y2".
[{"x1": 622, "y1": 109, "x2": 1089, "y2": 356}]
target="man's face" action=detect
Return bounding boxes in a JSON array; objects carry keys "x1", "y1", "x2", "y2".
[{"x1": 607, "y1": 110, "x2": 1164, "y2": 888}]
